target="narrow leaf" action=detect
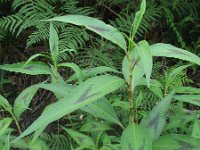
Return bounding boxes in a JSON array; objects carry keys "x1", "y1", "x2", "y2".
[
  {"x1": 150, "y1": 43, "x2": 200, "y2": 65},
  {"x1": 49, "y1": 22, "x2": 59, "y2": 62},
  {"x1": 63, "y1": 127, "x2": 95, "y2": 148},
  {"x1": 0, "y1": 95, "x2": 12, "y2": 114},
  {"x1": 173, "y1": 95, "x2": 200, "y2": 107},
  {"x1": 14, "y1": 75, "x2": 125, "y2": 140},
  {"x1": 140, "y1": 90, "x2": 175, "y2": 140},
  {"x1": 137, "y1": 40, "x2": 153, "y2": 87},
  {"x1": 81, "y1": 97, "x2": 123, "y2": 128},
  {"x1": 153, "y1": 134, "x2": 200, "y2": 150},
  {"x1": 0, "y1": 62, "x2": 52, "y2": 75},
  {"x1": 131, "y1": 0, "x2": 146, "y2": 39},
  {"x1": 48, "y1": 15, "x2": 127, "y2": 50},
  {"x1": 14, "y1": 84, "x2": 41, "y2": 120}
]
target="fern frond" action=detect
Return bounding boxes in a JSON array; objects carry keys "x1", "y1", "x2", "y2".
[
  {"x1": 40, "y1": 133, "x2": 70, "y2": 150},
  {"x1": 0, "y1": 14, "x2": 23, "y2": 35},
  {"x1": 60, "y1": 0, "x2": 95, "y2": 15}
]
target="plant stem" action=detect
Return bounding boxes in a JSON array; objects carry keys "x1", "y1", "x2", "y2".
[
  {"x1": 128, "y1": 61, "x2": 134, "y2": 123},
  {"x1": 11, "y1": 113, "x2": 22, "y2": 134}
]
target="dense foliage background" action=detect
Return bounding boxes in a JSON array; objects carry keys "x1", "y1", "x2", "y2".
[{"x1": 0, "y1": 0, "x2": 200, "y2": 149}]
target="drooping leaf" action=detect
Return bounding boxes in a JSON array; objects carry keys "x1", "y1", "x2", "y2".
[
  {"x1": 153, "y1": 134, "x2": 200, "y2": 150},
  {"x1": 81, "y1": 97, "x2": 123, "y2": 128},
  {"x1": 48, "y1": 15, "x2": 127, "y2": 50},
  {"x1": 173, "y1": 95, "x2": 200, "y2": 107},
  {"x1": 0, "y1": 95, "x2": 12, "y2": 114},
  {"x1": 136, "y1": 40, "x2": 153, "y2": 87},
  {"x1": 14, "y1": 75, "x2": 125, "y2": 140},
  {"x1": 150, "y1": 43, "x2": 200, "y2": 65},
  {"x1": 137, "y1": 78, "x2": 163, "y2": 99},
  {"x1": 140, "y1": 90, "x2": 175, "y2": 140},
  {"x1": 121, "y1": 123, "x2": 152, "y2": 150},
  {"x1": 131, "y1": 0, "x2": 146, "y2": 39},
  {"x1": 62, "y1": 127, "x2": 95, "y2": 148},
  {"x1": 13, "y1": 83, "x2": 41, "y2": 120},
  {"x1": 49, "y1": 22, "x2": 59, "y2": 63},
  {"x1": 0, "y1": 62, "x2": 52, "y2": 75},
  {"x1": 57, "y1": 63, "x2": 82, "y2": 82}
]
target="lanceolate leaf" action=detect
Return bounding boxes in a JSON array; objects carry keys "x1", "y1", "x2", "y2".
[
  {"x1": 57, "y1": 63, "x2": 82, "y2": 82},
  {"x1": 14, "y1": 75, "x2": 125, "y2": 140},
  {"x1": 14, "y1": 84, "x2": 41, "y2": 120},
  {"x1": 136, "y1": 40, "x2": 153, "y2": 87},
  {"x1": 131, "y1": 0, "x2": 146, "y2": 39},
  {"x1": 39, "y1": 83, "x2": 75, "y2": 99},
  {"x1": 81, "y1": 97, "x2": 123, "y2": 128},
  {"x1": 67, "y1": 66, "x2": 119, "y2": 82},
  {"x1": 0, "y1": 62, "x2": 52, "y2": 75},
  {"x1": 0, "y1": 118, "x2": 12, "y2": 136},
  {"x1": 48, "y1": 15, "x2": 127, "y2": 50},
  {"x1": 0, "y1": 95, "x2": 12, "y2": 114},
  {"x1": 175, "y1": 86, "x2": 200, "y2": 94},
  {"x1": 140, "y1": 90, "x2": 175, "y2": 140},
  {"x1": 173, "y1": 95, "x2": 200, "y2": 107},
  {"x1": 121, "y1": 123, "x2": 152, "y2": 150},
  {"x1": 153, "y1": 134, "x2": 200, "y2": 150},
  {"x1": 150, "y1": 43, "x2": 200, "y2": 65},
  {"x1": 62, "y1": 127, "x2": 95, "y2": 148},
  {"x1": 49, "y1": 22, "x2": 59, "y2": 63}
]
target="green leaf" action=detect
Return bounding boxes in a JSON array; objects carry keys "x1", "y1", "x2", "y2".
[
  {"x1": 150, "y1": 43, "x2": 200, "y2": 65},
  {"x1": 164, "y1": 112, "x2": 195, "y2": 131},
  {"x1": 140, "y1": 90, "x2": 175, "y2": 140},
  {"x1": 173, "y1": 95, "x2": 200, "y2": 106},
  {"x1": 13, "y1": 83, "x2": 41, "y2": 120},
  {"x1": 122, "y1": 49, "x2": 145, "y2": 89},
  {"x1": 0, "y1": 95, "x2": 12, "y2": 114},
  {"x1": 0, "y1": 62, "x2": 52, "y2": 75},
  {"x1": 192, "y1": 118, "x2": 200, "y2": 139},
  {"x1": 39, "y1": 83, "x2": 75, "y2": 99},
  {"x1": 67, "y1": 66, "x2": 120, "y2": 82},
  {"x1": 14, "y1": 75, "x2": 125, "y2": 140},
  {"x1": 49, "y1": 22, "x2": 59, "y2": 63},
  {"x1": 0, "y1": 135, "x2": 29, "y2": 149},
  {"x1": 48, "y1": 15, "x2": 127, "y2": 50},
  {"x1": 81, "y1": 97, "x2": 123, "y2": 128},
  {"x1": 175, "y1": 86, "x2": 200, "y2": 94},
  {"x1": 62, "y1": 127, "x2": 95, "y2": 148},
  {"x1": 153, "y1": 134, "x2": 200, "y2": 150},
  {"x1": 30, "y1": 139, "x2": 50, "y2": 150},
  {"x1": 131, "y1": 0, "x2": 146, "y2": 39},
  {"x1": 121, "y1": 123, "x2": 152, "y2": 150},
  {"x1": 0, "y1": 118, "x2": 12, "y2": 136},
  {"x1": 57, "y1": 63, "x2": 82, "y2": 82},
  {"x1": 80, "y1": 121, "x2": 111, "y2": 132},
  {"x1": 136, "y1": 40, "x2": 153, "y2": 87}
]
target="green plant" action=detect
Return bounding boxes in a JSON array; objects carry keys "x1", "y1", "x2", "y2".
[{"x1": 0, "y1": 0, "x2": 200, "y2": 149}]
